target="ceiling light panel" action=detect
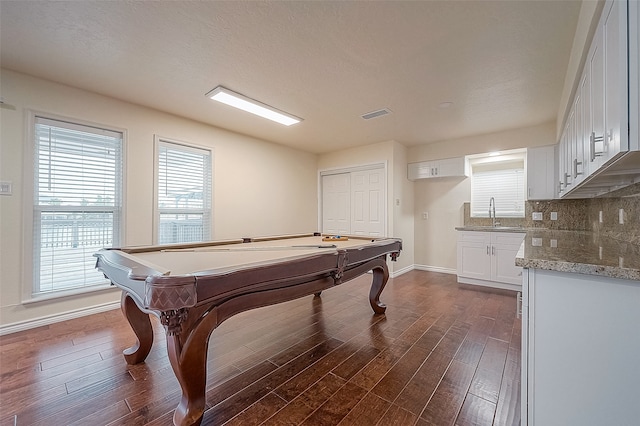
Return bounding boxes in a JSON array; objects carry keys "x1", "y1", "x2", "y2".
[{"x1": 206, "y1": 86, "x2": 302, "y2": 126}]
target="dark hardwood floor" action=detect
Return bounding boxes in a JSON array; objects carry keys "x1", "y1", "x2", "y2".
[{"x1": 0, "y1": 270, "x2": 521, "y2": 426}]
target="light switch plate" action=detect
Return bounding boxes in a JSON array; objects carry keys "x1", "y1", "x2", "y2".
[
  {"x1": 0, "y1": 181, "x2": 12, "y2": 196},
  {"x1": 550, "y1": 212, "x2": 557, "y2": 221}
]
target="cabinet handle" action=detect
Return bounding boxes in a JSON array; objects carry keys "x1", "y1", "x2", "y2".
[
  {"x1": 573, "y1": 158, "x2": 583, "y2": 178},
  {"x1": 487, "y1": 245, "x2": 490, "y2": 255},
  {"x1": 590, "y1": 131, "x2": 604, "y2": 161},
  {"x1": 564, "y1": 172, "x2": 571, "y2": 186},
  {"x1": 492, "y1": 246, "x2": 495, "y2": 255}
]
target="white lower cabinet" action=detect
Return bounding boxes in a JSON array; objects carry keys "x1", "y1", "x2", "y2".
[
  {"x1": 456, "y1": 231, "x2": 525, "y2": 291},
  {"x1": 521, "y1": 268, "x2": 640, "y2": 426}
]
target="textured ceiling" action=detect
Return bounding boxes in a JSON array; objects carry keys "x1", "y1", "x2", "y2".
[{"x1": 0, "y1": 1, "x2": 581, "y2": 154}]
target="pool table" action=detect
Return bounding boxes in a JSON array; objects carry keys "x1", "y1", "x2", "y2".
[{"x1": 94, "y1": 233, "x2": 402, "y2": 426}]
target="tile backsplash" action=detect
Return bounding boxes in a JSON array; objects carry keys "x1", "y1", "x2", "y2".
[{"x1": 463, "y1": 183, "x2": 640, "y2": 244}]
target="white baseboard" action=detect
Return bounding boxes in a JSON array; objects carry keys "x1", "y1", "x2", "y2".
[
  {"x1": 390, "y1": 264, "x2": 415, "y2": 278},
  {"x1": 0, "y1": 301, "x2": 121, "y2": 336},
  {"x1": 413, "y1": 264, "x2": 457, "y2": 275}
]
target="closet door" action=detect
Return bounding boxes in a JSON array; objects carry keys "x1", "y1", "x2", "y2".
[
  {"x1": 350, "y1": 168, "x2": 385, "y2": 237},
  {"x1": 321, "y1": 173, "x2": 351, "y2": 235}
]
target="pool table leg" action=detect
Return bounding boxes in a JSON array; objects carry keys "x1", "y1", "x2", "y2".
[
  {"x1": 167, "y1": 307, "x2": 220, "y2": 426},
  {"x1": 121, "y1": 292, "x2": 153, "y2": 364},
  {"x1": 369, "y1": 263, "x2": 389, "y2": 314}
]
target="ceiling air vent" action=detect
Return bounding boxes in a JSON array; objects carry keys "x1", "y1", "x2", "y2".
[{"x1": 361, "y1": 108, "x2": 392, "y2": 120}]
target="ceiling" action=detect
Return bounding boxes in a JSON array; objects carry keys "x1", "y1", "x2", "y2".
[{"x1": 0, "y1": 1, "x2": 581, "y2": 154}]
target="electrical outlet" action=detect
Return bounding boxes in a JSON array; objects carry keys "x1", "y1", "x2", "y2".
[
  {"x1": 422, "y1": 212, "x2": 428, "y2": 220},
  {"x1": 532, "y1": 238, "x2": 542, "y2": 246},
  {"x1": 532, "y1": 212, "x2": 543, "y2": 221},
  {"x1": 550, "y1": 212, "x2": 558, "y2": 221}
]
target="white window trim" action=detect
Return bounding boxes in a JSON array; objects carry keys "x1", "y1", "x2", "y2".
[
  {"x1": 152, "y1": 135, "x2": 213, "y2": 245},
  {"x1": 22, "y1": 110, "x2": 127, "y2": 303}
]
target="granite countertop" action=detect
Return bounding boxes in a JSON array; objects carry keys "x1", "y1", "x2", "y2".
[
  {"x1": 455, "y1": 226, "x2": 527, "y2": 233},
  {"x1": 515, "y1": 229, "x2": 640, "y2": 281}
]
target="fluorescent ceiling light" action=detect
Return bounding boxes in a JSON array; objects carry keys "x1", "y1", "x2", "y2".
[{"x1": 206, "y1": 86, "x2": 302, "y2": 126}]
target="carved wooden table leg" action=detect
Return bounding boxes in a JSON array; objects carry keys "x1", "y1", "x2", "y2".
[
  {"x1": 166, "y1": 307, "x2": 220, "y2": 426},
  {"x1": 369, "y1": 261, "x2": 389, "y2": 314},
  {"x1": 121, "y1": 292, "x2": 153, "y2": 364}
]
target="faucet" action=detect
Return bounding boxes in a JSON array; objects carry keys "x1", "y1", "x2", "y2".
[{"x1": 489, "y1": 197, "x2": 500, "y2": 227}]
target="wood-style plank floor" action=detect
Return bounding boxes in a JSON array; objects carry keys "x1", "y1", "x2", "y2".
[{"x1": 0, "y1": 271, "x2": 521, "y2": 426}]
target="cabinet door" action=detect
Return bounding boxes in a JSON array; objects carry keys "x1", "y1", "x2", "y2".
[
  {"x1": 572, "y1": 89, "x2": 585, "y2": 186},
  {"x1": 603, "y1": 0, "x2": 628, "y2": 162},
  {"x1": 408, "y1": 162, "x2": 432, "y2": 180},
  {"x1": 526, "y1": 145, "x2": 555, "y2": 200},
  {"x1": 436, "y1": 157, "x2": 465, "y2": 177},
  {"x1": 578, "y1": 68, "x2": 591, "y2": 181},
  {"x1": 457, "y1": 232, "x2": 491, "y2": 280},
  {"x1": 589, "y1": 22, "x2": 606, "y2": 170},
  {"x1": 492, "y1": 243, "x2": 523, "y2": 284},
  {"x1": 491, "y1": 233, "x2": 525, "y2": 284},
  {"x1": 565, "y1": 108, "x2": 576, "y2": 190},
  {"x1": 558, "y1": 128, "x2": 568, "y2": 195}
]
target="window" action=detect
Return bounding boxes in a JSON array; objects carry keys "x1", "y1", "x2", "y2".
[
  {"x1": 33, "y1": 116, "x2": 123, "y2": 294},
  {"x1": 155, "y1": 138, "x2": 212, "y2": 244},
  {"x1": 470, "y1": 153, "x2": 525, "y2": 218}
]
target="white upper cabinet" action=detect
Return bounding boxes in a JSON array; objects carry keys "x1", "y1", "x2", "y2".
[
  {"x1": 526, "y1": 145, "x2": 556, "y2": 200},
  {"x1": 559, "y1": 0, "x2": 638, "y2": 198},
  {"x1": 407, "y1": 157, "x2": 466, "y2": 180}
]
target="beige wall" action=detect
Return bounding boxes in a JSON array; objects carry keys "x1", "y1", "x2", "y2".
[
  {"x1": 409, "y1": 122, "x2": 556, "y2": 271},
  {"x1": 0, "y1": 70, "x2": 318, "y2": 329},
  {"x1": 317, "y1": 140, "x2": 415, "y2": 273}
]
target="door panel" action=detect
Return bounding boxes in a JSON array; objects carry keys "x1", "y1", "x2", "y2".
[
  {"x1": 351, "y1": 169, "x2": 385, "y2": 237},
  {"x1": 321, "y1": 173, "x2": 350, "y2": 235},
  {"x1": 321, "y1": 167, "x2": 385, "y2": 237}
]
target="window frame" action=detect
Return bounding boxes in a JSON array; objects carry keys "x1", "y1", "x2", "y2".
[
  {"x1": 153, "y1": 136, "x2": 213, "y2": 245},
  {"x1": 23, "y1": 111, "x2": 126, "y2": 301}
]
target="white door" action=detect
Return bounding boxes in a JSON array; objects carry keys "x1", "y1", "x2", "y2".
[
  {"x1": 350, "y1": 168, "x2": 385, "y2": 236},
  {"x1": 321, "y1": 173, "x2": 351, "y2": 235}
]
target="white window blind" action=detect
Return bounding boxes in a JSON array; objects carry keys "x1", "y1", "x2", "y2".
[
  {"x1": 471, "y1": 160, "x2": 525, "y2": 218},
  {"x1": 156, "y1": 140, "x2": 212, "y2": 244},
  {"x1": 34, "y1": 116, "x2": 123, "y2": 294}
]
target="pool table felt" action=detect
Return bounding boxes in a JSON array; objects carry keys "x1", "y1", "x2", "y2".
[{"x1": 120, "y1": 236, "x2": 378, "y2": 276}]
